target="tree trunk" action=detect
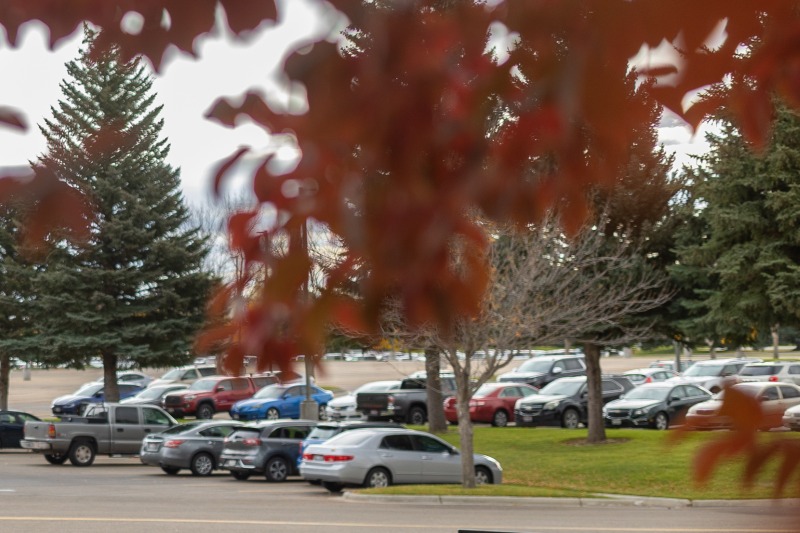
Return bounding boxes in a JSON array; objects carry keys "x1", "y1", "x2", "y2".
[
  {"x1": 425, "y1": 346, "x2": 447, "y2": 433},
  {"x1": 455, "y1": 375, "x2": 476, "y2": 488},
  {"x1": 583, "y1": 342, "x2": 606, "y2": 444},
  {"x1": 772, "y1": 324, "x2": 780, "y2": 360},
  {"x1": 706, "y1": 338, "x2": 716, "y2": 360},
  {"x1": 0, "y1": 354, "x2": 9, "y2": 410},
  {"x1": 103, "y1": 351, "x2": 120, "y2": 403},
  {"x1": 673, "y1": 340, "x2": 683, "y2": 372}
]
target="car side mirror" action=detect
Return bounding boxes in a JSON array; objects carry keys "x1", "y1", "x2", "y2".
[
  {"x1": 450, "y1": 448, "x2": 459, "y2": 456},
  {"x1": 670, "y1": 396, "x2": 680, "y2": 403},
  {"x1": 216, "y1": 386, "x2": 225, "y2": 392},
  {"x1": 552, "y1": 368, "x2": 563, "y2": 375}
]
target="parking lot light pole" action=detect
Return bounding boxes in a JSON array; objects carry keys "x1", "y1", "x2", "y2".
[{"x1": 298, "y1": 183, "x2": 318, "y2": 421}]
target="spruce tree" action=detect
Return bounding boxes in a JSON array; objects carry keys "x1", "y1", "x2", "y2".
[{"x1": 29, "y1": 27, "x2": 214, "y2": 401}]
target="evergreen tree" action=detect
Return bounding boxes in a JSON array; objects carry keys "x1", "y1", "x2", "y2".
[
  {"x1": 675, "y1": 96, "x2": 800, "y2": 354},
  {"x1": 28, "y1": 27, "x2": 214, "y2": 401}
]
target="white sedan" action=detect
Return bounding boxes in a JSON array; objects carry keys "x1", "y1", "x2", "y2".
[{"x1": 300, "y1": 427, "x2": 502, "y2": 492}]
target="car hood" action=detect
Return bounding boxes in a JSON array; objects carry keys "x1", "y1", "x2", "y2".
[
  {"x1": 605, "y1": 399, "x2": 661, "y2": 410},
  {"x1": 518, "y1": 393, "x2": 566, "y2": 405},
  {"x1": 233, "y1": 398, "x2": 276, "y2": 410},
  {"x1": 328, "y1": 394, "x2": 355, "y2": 408},
  {"x1": 52, "y1": 394, "x2": 92, "y2": 406},
  {"x1": 690, "y1": 399, "x2": 721, "y2": 412},
  {"x1": 497, "y1": 371, "x2": 544, "y2": 381},
  {"x1": 668, "y1": 376, "x2": 712, "y2": 385}
]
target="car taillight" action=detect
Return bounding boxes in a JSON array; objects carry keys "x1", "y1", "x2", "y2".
[
  {"x1": 443, "y1": 398, "x2": 456, "y2": 408},
  {"x1": 644, "y1": 377, "x2": 652, "y2": 383},
  {"x1": 164, "y1": 439, "x2": 185, "y2": 448},
  {"x1": 302, "y1": 453, "x2": 314, "y2": 461},
  {"x1": 323, "y1": 455, "x2": 354, "y2": 462},
  {"x1": 242, "y1": 438, "x2": 262, "y2": 446},
  {"x1": 769, "y1": 376, "x2": 779, "y2": 382},
  {"x1": 48, "y1": 424, "x2": 56, "y2": 439}
]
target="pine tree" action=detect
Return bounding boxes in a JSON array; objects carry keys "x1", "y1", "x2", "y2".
[{"x1": 28, "y1": 27, "x2": 214, "y2": 401}]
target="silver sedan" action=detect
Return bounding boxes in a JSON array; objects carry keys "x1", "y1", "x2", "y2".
[
  {"x1": 140, "y1": 420, "x2": 243, "y2": 476},
  {"x1": 299, "y1": 427, "x2": 502, "y2": 492}
]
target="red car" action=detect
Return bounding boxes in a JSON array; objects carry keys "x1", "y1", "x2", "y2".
[{"x1": 443, "y1": 383, "x2": 539, "y2": 427}]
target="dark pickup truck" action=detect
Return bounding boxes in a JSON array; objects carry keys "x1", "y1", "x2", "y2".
[{"x1": 356, "y1": 374, "x2": 456, "y2": 425}]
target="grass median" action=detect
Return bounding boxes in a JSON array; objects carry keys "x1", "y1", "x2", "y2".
[{"x1": 357, "y1": 426, "x2": 800, "y2": 500}]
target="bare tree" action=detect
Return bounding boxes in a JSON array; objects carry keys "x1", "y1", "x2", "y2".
[{"x1": 381, "y1": 214, "x2": 671, "y2": 487}]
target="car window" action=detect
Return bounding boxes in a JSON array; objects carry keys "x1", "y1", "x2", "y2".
[
  {"x1": 19, "y1": 413, "x2": 39, "y2": 422},
  {"x1": 143, "y1": 407, "x2": 172, "y2": 426},
  {"x1": 381, "y1": 434, "x2": 414, "y2": 451},
  {"x1": 115, "y1": 407, "x2": 139, "y2": 424},
  {"x1": 230, "y1": 378, "x2": 249, "y2": 391},
  {"x1": 670, "y1": 386, "x2": 688, "y2": 400},
  {"x1": 217, "y1": 380, "x2": 233, "y2": 391},
  {"x1": 499, "y1": 388, "x2": 517, "y2": 398},
  {"x1": 790, "y1": 366, "x2": 800, "y2": 375},
  {"x1": 762, "y1": 387, "x2": 780, "y2": 401},
  {"x1": 181, "y1": 370, "x2": 197, "y2": 380},
  {"x1": 253, "y1": 375, "x2": 278, "y2": 388},
  {"x1": 199, "y1": 367, "x2": 217, "y2": 376},
  {"x1": 780, "y1": 386, "x2": 800, "y2": 400},
  {"x1": 563, "y1": 359, "x2": 582, "y2": 371},
  {"x1": 200, "y1": 425, "x2": 228, "y2": 438},
  {"x1": 0, "y1": 414, "x2": 12, "y2": 424},
  {"x1": 684, "y1": 385, "x2": 707, "y2": 398},
  {"x1": 412, "y1": 435, "x2": 450, "y2": 453},
  {"x1": 601, "y1": 380, "x2": 622, "y2": 394}
]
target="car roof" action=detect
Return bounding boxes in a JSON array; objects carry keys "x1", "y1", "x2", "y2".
[
  {"x1": 733, "y1": 381, "x2": 796, "y2": 390},
  {"x1": 240, "y1": 418, "x2": 318, "y2": 429},
  {"x1": 314, "y1": 421, "x2": 403, "y2": 430}
]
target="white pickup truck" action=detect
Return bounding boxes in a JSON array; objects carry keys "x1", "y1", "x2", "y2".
[{"x1": 20, "y1": 403, "x2": 177, "y2": 466}]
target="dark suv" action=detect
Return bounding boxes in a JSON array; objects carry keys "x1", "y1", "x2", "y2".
[
  {"x1": 219, "y1": 419, "x2": 316, "y2": 482},
  {"x1": 514, "y1": 375, "x2": 634, "y2": 428},
  {"x1": 495, "y1": 354, "x2": 586, "y2": 389}
]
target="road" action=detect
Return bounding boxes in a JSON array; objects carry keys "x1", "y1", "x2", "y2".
[{"x1": 1, "y1": 450, "x2": 798, "y2": 533}]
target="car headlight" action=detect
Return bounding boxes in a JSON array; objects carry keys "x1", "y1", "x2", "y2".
[
  {"x1": 184, "y1": 395, "x2": 196, "y2": 401},
  {"x1": 632, "y1": 409, "x2": 644, "y2": 416},
  {"x1": 543, "y1": 400, "x2": 561, "y2": 410},
  {"x1": 602, "y1": 407, "x2": 608, "y2": 416}
]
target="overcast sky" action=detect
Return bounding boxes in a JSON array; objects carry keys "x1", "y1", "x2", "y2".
[{"x1": 0, "y1": 3, "x2": 709, "y2": 210}]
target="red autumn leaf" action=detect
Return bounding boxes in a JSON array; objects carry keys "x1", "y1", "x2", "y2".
[
  {"x1": 211, "y1": 146, "x2": 249, "y2": 197},
  {"x1": 0, "y1": 106, "x2": 27, "y2": 130}
]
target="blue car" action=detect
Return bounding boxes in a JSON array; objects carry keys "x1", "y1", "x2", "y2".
[
  {"x1": 51, "y1": 382, "x2": 144, "y2": 415},
  {"x1": 230, "y1": 384, "x2": 334, "y2": 421}
]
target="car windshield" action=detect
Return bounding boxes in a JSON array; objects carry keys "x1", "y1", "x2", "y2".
[
  {"x1": 623, "y1": 387, "x2": 670, "y2": 401},
  {"x1": 160, "y1": 368, "x2": 184, "y2": 380},
  {"x1": 160, "y1": 422, "x2": 204, "y2": 435},
  {"x1": 516, "y1": 359, "x2": 554, "y2": 373},
  {"x1": 74, "y1": 383, "x2": 103, "y2": 396},
  {"x1": 473, "y1": 383, "x2": 503, "y2": 397},
  {"x1": 253, "y1": 385, "x2": 287, "y2": 400},
  {"x1": 307, "y1": 426, "x2": 340, "y2": 440},
  {"x1": 682, "y1": 364, "x2": 725, "y2": 377},
  {"x1": 539, "y1": 380, "x2": 583, "y2": 396},
  {"x1": 188, "y1": 379, "x2": 218, "y2": 392},
  {"x1": 740, "y1": 365, "x2": 780, "y2": 376}
]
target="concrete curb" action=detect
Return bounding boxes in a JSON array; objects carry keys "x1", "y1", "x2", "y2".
[{"x1": 342, "y1": 491, "x2": 798, "y2": 509}]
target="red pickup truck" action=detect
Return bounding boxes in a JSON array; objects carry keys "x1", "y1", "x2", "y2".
[{"x1": 162, "y1": 374, "x2": 278, "y2": 419}]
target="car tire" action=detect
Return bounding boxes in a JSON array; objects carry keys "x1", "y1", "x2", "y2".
[
  {"x1": 161, "y1": 466, "x2": 180, "y2": 475},
  {"x1": 265, "y1": 456, "x2": 289, "y2": 482},
  {"x1": 323, "y1": 481, "x2": 344, "y2": 493},
  {"x1": 196, "y1": 403, "x2": 215, "y2": 419},
  {"x1": 475, "y1": 465, "x2": 493, "y2": 485},
  {"x1": 653, "y1": 412, "x2": 669, "y2": 431},
  {"x1": 363, "y1": 467, "x2": 391, "y2": 488},
  {"x1": 68, "y1": 439, "x2": 96, "y2": 467},
  {"x1": 44, "y1": 453, "x2": 67, "y2": 465},
  {"x1": 266, "y1": 407, "x2": 280, "y2": 420},
  {"x1": 190, "y1": 452, "x2": 215, "y2": 476},
  {"x1": 561, "y1": 408, "x2": 580, "y2": 429},
  {"x1": 407, "y1": 407, "x2": 426, "y2": 426},
  {"x1": 491, "y1": 410, "x2": 509, "y2": 428},
  {"x1": 231, "y1": 471, "x2": 251, "y2": 481}
]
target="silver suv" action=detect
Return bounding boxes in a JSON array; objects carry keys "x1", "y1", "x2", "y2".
[
  {"x1": 738, "y1": 362, "x2": 800, "y2": 386},
  {"x1": 668, "y1": 357, "x2": 761, "y2": 393}
]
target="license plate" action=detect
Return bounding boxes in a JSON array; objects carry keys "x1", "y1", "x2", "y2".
[
  {"x1": 314, "y1": 455, "x2": 323, "y2": 461},
  {"x1": 522, "y1": 416, "x2": 532, "y2": 422},
  {"x1": 612, "y1": 419, "x2": 622, "y2": 426},
  {"x1": 146, "y1": 443, "x2": 158, "y2": 451}
]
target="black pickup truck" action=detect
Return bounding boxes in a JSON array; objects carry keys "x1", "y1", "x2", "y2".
[{"x1": 355, "y1": 374, "x2": 456, "y2": 425}]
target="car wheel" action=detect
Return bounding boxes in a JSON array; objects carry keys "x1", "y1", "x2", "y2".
[
  {"x1": 196, "y1": 403, "x2": 215, "y2": 419},
  {"x1": 44, "y1": 453, "x2": 67, "y2": 465},
  {"x1": 266, "y1": 407, "x2": 280, "y2": 420},
  {"x1": 265, "y1": 456, "x2": 289, "y2": 482},
  {"x1": 475, "y1": 465, "x2": 493, "y2": 485},
  {"x1": 653, "y1": 412, "x2": 669, "y2": 431},
  {"x1": 491, "y1": 410, "x2": 509, "y2": 428},
  {"x1": 190, "y1": 452, "x2": 215, "y2": 476},
  {"x1": 318, "y1": 404, "x2": 327, "y2": 421},
  {"x1": 561, "y1": 408, "x2": 580, "y2": 429},
  {"x1": 161, "y1": 466, "x2": 180, "y2": 475},
  {"x1": 364, "y1": 467, "x2": 391, "y2": 488},
  {"x1": 323, "y1": 481, "x2": 344, "y2": 493},
  {"x1": 407, "y1": 407, "x2": 426, "y2": 426},
  {"x1": 231, "y1": 471, "x2": 251, "y2": 481},
  {"x1": 68, "y1": 439, "x2": 96, "y2": 467}
]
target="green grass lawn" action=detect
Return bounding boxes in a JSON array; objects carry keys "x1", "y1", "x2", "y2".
[{"x1": 357, "y1": 426, "x2": 800, "y2": 500}]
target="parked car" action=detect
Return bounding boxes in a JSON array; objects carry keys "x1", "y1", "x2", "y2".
[
  {"x1": 443, "y1": 382, "x2": 539, "y2": 427},
  {"x1": 147, "y1": 365, "x2": 218, "y2": 389},
  {"x1": 737, "y1": 361, "x2": 800, "y2": 386},
  {"x1": 356, "y1": 373, "x2": 457, "y2": 424},
  {"x1": 325, "y1": 380, "x2": 401, "y2": 421},
  {"x1": 300, "y1": 427, "x2": 503, "y2": 492},
  {"x1": 495, "y1": 354, "x2": 586, "y2": 389},
  {"x1": 686, "y1": 381, "x2": 800, "y2": 430},
  {"x1": 219, "y1": 419, "x2": 316, "y2": 481},
  {"x1": 140, "y1": 420, "x2": 244, "y2": 476},
  {"x1": 51, "y1": 382, "x2": 144, "y2": 415},
  {"x1": 667, "y1": 357, "x2": 762, "y2": 393},
  {"x1": 0, "y1": 410, "x2": 41, "y2": 448},
  {"x1": 230, "y1": 384, "x2": 334, "y2": 421},
  {"x1": 89, "y1": 370, "x2": 154, "y2": 389},
  {"x1": 622, "y1": 367, "x2": 679, "y2": 386},
  {"x1": 514, "y1": 375, "x2": 635, "y2": 429},
  {"x1": 602, "y1": 382, "x2": 712, "y2": 430},
  {"x1": 649, "y1": 359, "x2": 694, "y2": 373},
  {"x1": 782, "y1": 403, "x2": 800, "y2": 431},
  {"x1": 162, "y1": 374, "x2": 279, "y2": 418},
  {"x1": 120, "y1": 383, "x2": 189, "y2": 406}
]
